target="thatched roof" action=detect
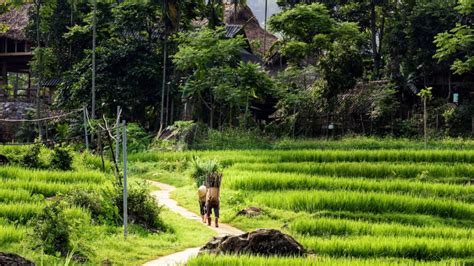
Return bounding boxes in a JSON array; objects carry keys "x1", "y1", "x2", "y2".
[
  {"x1": 0, "y1": 4, "x2": 31, "y2": 41},
  {"x1": 224, "y1": 4, "x2": 278, "y2": 55}
]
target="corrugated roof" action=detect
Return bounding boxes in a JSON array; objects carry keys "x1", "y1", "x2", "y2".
[
  {"x1": 225, "y1": 24, "x2": 243, "y2": 38},
  {"x1": 42, "y1": 78, "x2": 61, "y2": 87}
]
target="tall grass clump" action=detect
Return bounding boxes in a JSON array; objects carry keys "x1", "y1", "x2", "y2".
[{"x1": 189, "y1": 157, "x2": 221, "y2": 187}]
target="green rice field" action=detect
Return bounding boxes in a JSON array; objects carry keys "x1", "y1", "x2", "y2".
[
  {"x1": 130, "y1": 138, "x2": 474, "y2": 264},
  {"x1": 0, "y1": 146, "x2": 214, "y2": 265}
]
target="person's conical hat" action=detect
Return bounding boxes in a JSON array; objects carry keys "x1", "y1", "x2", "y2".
[{"x1": 198, "y1": 185, "x2": 207, "y2": 198}]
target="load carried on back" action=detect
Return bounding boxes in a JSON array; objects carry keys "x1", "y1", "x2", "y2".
[{"x1": 191, "y1": 157, "x2": 223, "y2": 227}]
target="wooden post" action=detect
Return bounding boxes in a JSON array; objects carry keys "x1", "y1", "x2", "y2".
[
  {"x1": 122, "y1": 120, "x2": 128, "y2": 240},
  {"x1": 115, "y1": 106, "x2": 120, "y2": 165}
]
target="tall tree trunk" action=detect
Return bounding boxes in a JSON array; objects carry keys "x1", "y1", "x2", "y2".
[
  {"x1": 170, "y1": 97, "x2": 174, "y2": 124},
  {"x1": 159, "y1": 36, "x2": 167, "y2": 134},
  {"x1": 35, "y1": 0, "x2": 42, "y2": 139},
  {"x1": 447, "y1": 72, "x2": 452, "y2": 103},
  {"x1": 209, "y1": 95, "x2": 214, "y2": 128},
  {"x1": 370, "y1": 0, "x2": 380, "y2": 80},
  {"x1": 165, "y1": 82, "x2": 170, "y2": 126},
  {"x1": 92, "y1": 0, "x2": 96, "y2": 123},
  {"x1": 423, "y1": 97, "x2": 427, "y2": 148}
]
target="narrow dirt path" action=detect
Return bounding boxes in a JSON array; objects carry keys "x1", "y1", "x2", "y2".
[{"x1": 143, "y1": 180, "x2": 244, "y2": 266}]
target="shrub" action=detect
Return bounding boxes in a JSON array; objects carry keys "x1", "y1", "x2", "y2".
[
  {"x1": 21, "y1": 144, "x2": 42, "y2": 168},
  {"x1": 31, "y1": 201, "x2": 72, "y2": 256},
  {"x1": 64, "y1": 189, "x2": 119, "y2": 225},
  {"x1": 51, "y1": 146, "x2": 73, "y2": 171},
  {"x1": 116, "y1": 182, "x2": 165, "y2": 231}
]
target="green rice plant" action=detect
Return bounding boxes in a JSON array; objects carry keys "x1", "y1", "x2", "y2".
[
  {"x1": 255, "y1": 190, "x2": 474, "y2": 220},
  {"x1": 312, "y1": 211, "x2": 474, "y2": 228},
  {"x1": 0, "y1": 224, "x2": 26, "y2": 246},
  {"x1": 0, "y1": 202, "x2": 44, "y2": 223},
  {"x1": 189, "y1": 157, "x2": 221, "y2": 187},
  {"x1": 77, "y1": 152, "x2": 112, "y2": 172},
  {"x1": 0, "y1": 180, "x2": 105, "y2": 197},
  {"x1": 300, "y1": 235, "x2": 474, "y2": 260},
  {"x1": 219, "y1": 149, "x2": 474, "y2": 164},
  {"x1": 290, "y1": 218, "x2": 474, "y2": 239},
  {"x1": 225, "y1": 171, "x2": 474, "y2": 202},
  {"x1": 273, "y1": 137, "x2": 474, "y2": 151},
  {"x1": 231, "y1": 162, "x2": 474, "y2": 179},
  {"x1": 129, "y1": 149, "x2": 474, "y2": 164},
  {"x1": 0, "y1": 166, "x2": 108, "y2": 184},
  {"x1": 0, "y1": 188, "x2": 36, "y2": 203},
  {"x1": 269, "y1": 149, "x2": 474, "y2": 164},
  {"x1": 188, "y1": 254, "x2": 463, "y2": 265}
]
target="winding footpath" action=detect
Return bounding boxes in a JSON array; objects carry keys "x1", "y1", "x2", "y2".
[{"x1": 143, "y1": 180, "x2": 244, "y2": 266}]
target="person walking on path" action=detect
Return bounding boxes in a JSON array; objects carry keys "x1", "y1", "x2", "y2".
[
  {"x1": 205, "y1": 172, "x2": 222, "y2": 228},
  {"x1": 197, "y1": 185, "x2": 207, "y2": 223}
]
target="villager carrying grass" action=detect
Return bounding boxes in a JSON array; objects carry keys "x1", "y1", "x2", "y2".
[
  {"x1": 190, "y1": 157, "x2": 222, "y2": 227},
  {"x1": 197, "y1": 185, "x2": 207, "y2": 223},
  {"x1": 205, "y1": 171, "x2": 222, "y2": 228}
]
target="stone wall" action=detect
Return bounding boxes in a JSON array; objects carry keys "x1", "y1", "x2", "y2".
[{"x1": 0, "y1": 102, "x2": 36, "y2": 142}]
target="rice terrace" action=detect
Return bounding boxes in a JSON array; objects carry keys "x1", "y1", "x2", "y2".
[{"x1": 0, "y1": 0, "x2": 474, "y2": 265}]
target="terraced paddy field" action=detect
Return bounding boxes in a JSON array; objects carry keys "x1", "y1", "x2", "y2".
[
  {"x1": 0, "y1": 146, "x2": 214, "y2": 265},
  {"x1": 130, "y1": 141, "x2": 474, "y2": 265}
]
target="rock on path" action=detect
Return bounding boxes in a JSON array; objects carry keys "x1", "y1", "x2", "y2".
[{"x1": 143, "y1": 180, "x2": 244, "y2": 266}]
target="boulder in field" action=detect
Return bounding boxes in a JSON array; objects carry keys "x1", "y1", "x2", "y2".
[
  {"x1": 237, "y1": 206, "x2": 263, "y2": 217},
  {"x1": 199, "y1": 229, "x2": 306, "y2": 256},
  {"x1": 0, "y1": 252, "x2": 35, "y2": 266}
]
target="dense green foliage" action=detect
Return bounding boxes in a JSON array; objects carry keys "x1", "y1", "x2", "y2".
[
  {"x1": 19, "y1": 0, "x2": 473, "y2": 139},
  {"x1": 0, "y1": 146, "x2": 190, "y2": 264},
  {"x1": 134, "y1": 138, "x2": 474, "y2": 263}
]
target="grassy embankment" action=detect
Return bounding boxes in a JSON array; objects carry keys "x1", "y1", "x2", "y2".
[{"x1": 0, "y1": 145, "x2": 214, "y2": 265}]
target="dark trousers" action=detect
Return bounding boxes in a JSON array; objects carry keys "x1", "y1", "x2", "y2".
[
  {"x1": 199, "y1": 201, "x2": 206, "y2": 216},
  {"x1": 206, "y1": 201, "x2": 219, "y2": 218}
]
